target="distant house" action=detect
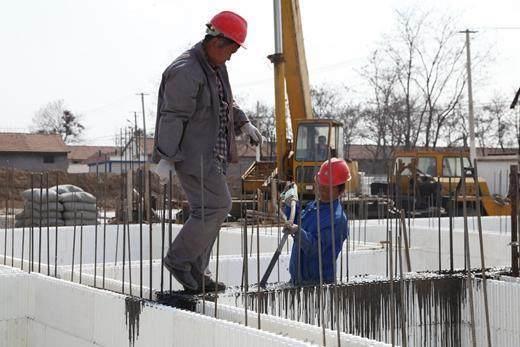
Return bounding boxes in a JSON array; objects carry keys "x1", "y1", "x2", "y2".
[
  {"x1": 67, "y1": 145, "x2": 116, "y2": 173},
  {"x1": 0, "y1": 133, "x2": 69, "y2": 171},
  {"x1": 84, "y1": 137, "x2": 155, "y2": 174}
]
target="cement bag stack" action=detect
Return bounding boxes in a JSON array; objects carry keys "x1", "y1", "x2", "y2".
[
  {"x1": 58, "y1": 185, "x2": 98, "y2": 226},
  {"x1": 15, "y1": 188, "x2": 64, "y2": 227}
]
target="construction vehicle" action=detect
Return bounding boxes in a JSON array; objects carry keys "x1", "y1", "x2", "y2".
[
  {"x1": 241, "y1": 0, "x2": 369, "y2": 209},
  {"x1": 372, "y1": 150, "x2": 511, "y2": 216}
]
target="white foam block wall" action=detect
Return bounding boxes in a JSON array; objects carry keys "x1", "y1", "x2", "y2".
[
  {"x1": 0, "y1": 224, "x2": 293, "y2": 269},
  {"x1": 462, "y1": 278, "x2": 520, "y2": 347},
  {"x1": 0, "y1": 266, "x2": 314, "y2": 347},
  {"x1": 361, "y1": 217, "x2": 513, "y2": 270},
  {"x1": 197, "y1": 301, "x2": 391, "y2": 347},
  {"x1": 73, "y1": 247, "x2": 388, "y2": 298}
]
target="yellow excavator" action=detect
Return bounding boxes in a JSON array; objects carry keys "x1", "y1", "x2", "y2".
[
  {"x1": 388, "y1": 150, "x2": 510, "y2": 216},
  {"x1": 242, "y1": 0, "x2": 361, "y2": 204}
]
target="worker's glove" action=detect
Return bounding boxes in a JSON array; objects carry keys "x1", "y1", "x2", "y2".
[
  {"x1": 282, "y1": 224, "x2": 299, "y2": 235},
  {"x1": 154, "y1": 159, "x2": 176, "y2": 185},
  {"x1": 241, "y1": 122, "x2": 263, "y2": 146},
  {"x1": 280, "y1": 182, "x2": 298, "y2": 205}
]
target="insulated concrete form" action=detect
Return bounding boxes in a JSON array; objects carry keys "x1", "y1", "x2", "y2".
[
  {"x1": 0, "y1": 266, "x2": 315, "y2": 347},
  {"x1": 221, "y1": 274, "x2": 520, "y2": 347}
]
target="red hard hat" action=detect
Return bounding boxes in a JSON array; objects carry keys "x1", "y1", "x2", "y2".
[
  {"x1": 208, "y1": 11, "x2": 248, "y2": 47},
  {"x1": 315, "y1": 158, "x2": 351, "y2": 186}
]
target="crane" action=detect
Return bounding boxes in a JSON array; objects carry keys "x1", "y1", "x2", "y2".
[{"x1": 242, "y1": 0, "x2": 359, "y2": 202}]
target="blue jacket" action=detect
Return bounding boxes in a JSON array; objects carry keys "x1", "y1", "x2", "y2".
[{"x1": 288, "y1": 199, "x2": 348, "y2": 285}]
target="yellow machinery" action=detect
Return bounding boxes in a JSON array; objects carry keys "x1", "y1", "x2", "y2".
[
  {"x1": 391, "y1": 150, "x2": 510, "y2": 216},
  {"x1": 242, "y1": 0, "x2": 359, "y2": 200}
]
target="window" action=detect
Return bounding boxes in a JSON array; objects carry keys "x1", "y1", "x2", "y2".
[
  {"x1": 296, "y1": 165, "x2": 320, "y2": 184},
  {"x1": 295, "y1": 124, "x2": 330, "y2": 161},
  {"x1": 442, "y1": 157, "x2": 471, "y2": 177},
  {"x1": 43, "y1": 155, "x2": 55, "y2": 164},
  {"x1": 394, "y1": 156, "x2": 436, "y2": 176}
]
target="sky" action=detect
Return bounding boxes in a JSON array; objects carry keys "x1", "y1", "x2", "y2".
[{"x1": 0, "y1": 0, "x2": 519, "y2": 145}]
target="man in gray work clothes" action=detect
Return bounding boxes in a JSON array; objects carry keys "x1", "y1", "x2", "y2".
[{"x1": 153, "y1": 11, "x2": 262, "y2": 292}]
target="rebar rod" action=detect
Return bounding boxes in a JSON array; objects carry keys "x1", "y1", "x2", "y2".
[
  {"x1": 148, "y1": 170, "x2": 153, "y2": 300},
  {"x1": 160, "y1": 183, "x2": 166, "y2": 294},
  {"x1": 473, "y1": 159, "x2": 492, "y2": 347},
  {"x1": 315, "y1": 197, "x2": 326, "y2": 346},
  {"x1": 461, "y1": 156, "x2": 477, "y2": 347},
  {"x1": 79, "y1": 213, "x2": 83, "y2": 284},
  {"x1": 38, "y1": 173, "x2": 42, "y2": 273},
  {"x1": 139, "y1": 169, "x2": 143, "y2": 297},
  {"x1": 55, "y1": 173, "x2": 59, "y2": 277},
  {"x1": 201, "y1": 156, "x2": 206, "y2": 314}
]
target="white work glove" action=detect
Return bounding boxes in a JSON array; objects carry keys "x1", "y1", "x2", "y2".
[
  {"x1": 154, "y1": 159, "x2": 176, "y2": 185},
  {"x1": 241, "y1": 122, "x2": 263, "y2": 146}
]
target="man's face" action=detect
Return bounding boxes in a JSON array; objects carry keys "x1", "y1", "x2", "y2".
[
  {"x1": 316, "y1": 183, "x2": 340, "y2": 202},
  {"x1": 206, "y1": 38, "x2": 240, "y2": 66}
]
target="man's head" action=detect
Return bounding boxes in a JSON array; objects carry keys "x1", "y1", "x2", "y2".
[
  {"x1": 203, "y1": 11, "x2": 247, "y2": 66},
  {"x1": 318, "y1": 135, "x2": 326, "y2": 145},
  {"x1": 315, "y1": 158, "x2": 351, "y2": 202}
]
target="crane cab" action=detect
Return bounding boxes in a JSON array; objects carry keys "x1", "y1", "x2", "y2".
[{"x1": 293, "y1": 119, "x2": 357, "y2": 198}]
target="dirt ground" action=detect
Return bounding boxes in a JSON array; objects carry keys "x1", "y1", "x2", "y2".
[{"x1": 0, "y1": 168, "x2": 177, "y2": 210}]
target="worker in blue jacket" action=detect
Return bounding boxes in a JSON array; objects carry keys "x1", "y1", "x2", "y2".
[{"x1": 283, "y1": 158, "x2": 350, "y2": 285}]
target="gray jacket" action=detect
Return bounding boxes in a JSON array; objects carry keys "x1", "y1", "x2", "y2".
[{"x1": 153, "y1": 41, "x2": 249, "y2": 175}]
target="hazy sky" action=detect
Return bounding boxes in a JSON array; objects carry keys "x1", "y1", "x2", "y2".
[{"x1": 1, "y1": 0, "x2": 518, "y2": 145}]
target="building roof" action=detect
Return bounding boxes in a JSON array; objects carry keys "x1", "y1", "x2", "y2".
[
  {"x1": 68, "y1": 145, "x2": 117, "y2": 161},
  {"x1": 0, "y1": 132, "x2": 68, "y2": 153}
]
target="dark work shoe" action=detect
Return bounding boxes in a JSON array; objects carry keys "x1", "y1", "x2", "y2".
[
  {"x1": 163, "y1": 258, "x2": 199, "y2": 291},
  {"x1": 200, "y1": 276, "x2": 226, "y2": 292}
]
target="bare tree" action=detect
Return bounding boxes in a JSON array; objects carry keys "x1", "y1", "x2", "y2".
[
  {"x1": 361, "y1": 8, "x2": 471, "y2": 150},
  {"x1": 482, "y1": 95, "x2": 517, "y2": 151},
  {"x1": 310, "y1": 85, "x2": 362, "y2": 156},
  {"x1": 32, "y1": 100, "x2": 85, "y2": 143}
]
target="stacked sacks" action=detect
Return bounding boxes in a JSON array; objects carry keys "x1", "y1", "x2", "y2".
[
  {"x1": 59, "y1": 186, "x2": 98, "y2": 226},
  {"x1": 14, "y1": 184, "x2": 99, "y2": 227},
  {"x1": 15, "y1": 188, "x2": 64, "y2": 227}
]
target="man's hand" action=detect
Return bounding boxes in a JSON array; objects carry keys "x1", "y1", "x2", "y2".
[
  {"x1": 154, "y1": 159, "x2": 176, "y2": 185},
  {"x1": 241, "y1": 122, "x2": 263, "y2": 146},
  {"x1": 283, "y1": 224, "x2": 299, "y2": 235}
]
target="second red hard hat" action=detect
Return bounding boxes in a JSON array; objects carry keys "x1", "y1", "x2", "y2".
[
  {"x1": 315, "y1": 158, "x2": 351, "y2": 186},
  {"x1": 208, "y1": 11, "x2": 248, "y2": 47}
]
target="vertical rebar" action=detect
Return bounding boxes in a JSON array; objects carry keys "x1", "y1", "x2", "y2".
[
  {"x1": 169, "y1": 170, "x2": 173, "y2": 293},
  {"x1": 94, "y1": 155, "x2": 99, "y2": 287},
  {"x1": 214, "y1": 226, "x2": 220, "y2": 318},
  {"x1": 243, "y1": 213, "x2": 248, "y2": 327},
  {"x1": 449, "y1": 176, "x2": 454, "y2": 272},
  {"x1": 55, "y1": 173, "x2": 59, "y2": 277},
  {"x1": 139, "y1": 169, "x2": 143, "y2": 297},
  {"x1": 30, "y1": 174, "x2": 34, "y2": 273},
  {"x1": 44, "y1": 173, "x2": 49, "y2": 275},
  {"x1": 148, "y1": 170, "x2": 153, "y2": 300},
  {"x1": 160, "y1": 183, "x2": 166, "y2": 294},
  {"x1": 315, "y1": 197, "x2": 326, "y2": 346},
  {"x1": 398, "y1": 234, "x2": 407, "y2": 347},
  {"x1": 473, "y1": 159, "x2": 492, "y2": 347},
  {"x1": 201, "y1": 156, "x2": 206, "y2": 314},
  {"x1": 256, "y1": 190, "x2": 261, "y2": 330},
  {"x1": 102, "y1": 156, "x2": 107, "y2": 289},
  {"x1": 511, "y1": 165, "x2": 519, "y2": 276},
  {"x1": 38, "y1": 173, "x2": 42, "y2": 273},
  {"x1": 461, "y1": 156, "x2": 477, "y2": 347},
  {"x1": 79, "y1": 213, "x2": 83, "y2": 284}
]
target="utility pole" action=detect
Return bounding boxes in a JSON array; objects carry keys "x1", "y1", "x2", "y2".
[{"x1": 460, "y1": 29, "x2": 478, "y2": 162}]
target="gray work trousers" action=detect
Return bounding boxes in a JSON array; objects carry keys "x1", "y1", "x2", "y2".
[{"x1": 165, "y1": 165, "x2": 231, "y2": 278}]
